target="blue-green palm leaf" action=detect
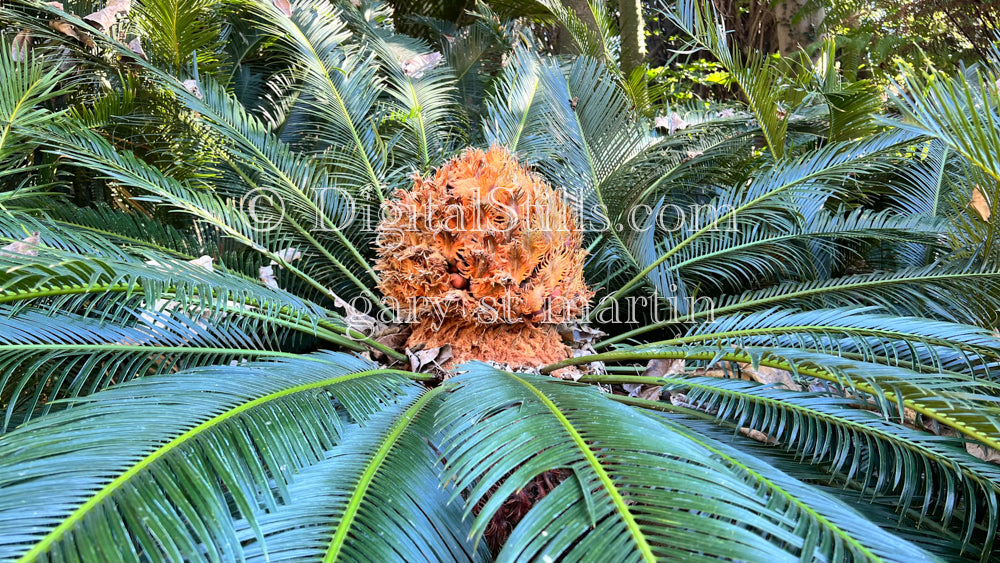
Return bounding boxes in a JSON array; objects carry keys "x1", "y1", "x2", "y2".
[
  {"x1": 0, "y1": 353, "x2": 416, "y2": 562},
  {"x1": 237, "y1": 389, "x2": 489, "y2": 562},
  {"x1": 438, "y1": 364, "x2": 936, "y2": 562}
]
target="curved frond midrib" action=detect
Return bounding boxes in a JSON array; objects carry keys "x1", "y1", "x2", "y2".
[
  {"x1": 13, "y1": 368, "x2": 418, "y2": 563},
  {"x1": 323, "y1": 387, "x2": 443, "y2": 562},
  {"x1": 595, "y1": 131, "x2": 918, "y2": 315},
  {"x1": 543, "y1": 349, "x2": 1000, "y2": 452},
  {"x1": 606, "y1": 374, "x2": 1000, "y2": 494},
  {"x1": 599, "y1": 269, "x2": 1000, "y2": 346},
  {"x1": 506, "y1": 372, "x2": 657, "y2": 563},
  {"x1": 651, "y1": 324, "x2": 1000, "y2": 362},
  {"x1": 0, "y1": 281, "x2": 399, "y2": 356},
  {"x1": 660, "y1": 414, "x2": 884, "y2": 561}
]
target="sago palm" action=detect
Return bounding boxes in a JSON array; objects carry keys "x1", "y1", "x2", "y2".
[{"x1": 0, "y1": 0, "x2": 999, "y2": 560}]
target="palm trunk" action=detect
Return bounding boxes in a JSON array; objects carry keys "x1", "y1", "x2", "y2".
[
  {"x1": 618, "y1": 0, "x2": 646, "y2": 76},
  {"x1": 558, "y1": 0, "x2": 600, "y2": 54},
  {"x1": 774, "y1": 0, "x2": 824, "y2": 56}
]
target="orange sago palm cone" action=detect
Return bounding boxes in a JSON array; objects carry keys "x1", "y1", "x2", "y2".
[{"x1": 375, "y1": 146, "x2": 592, "y2": 369}]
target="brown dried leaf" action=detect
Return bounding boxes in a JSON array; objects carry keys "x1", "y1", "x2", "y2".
[
  {"x1": 623, "y1": 383, "x2": 663, "y2": 400},
  {"x1": 83, "y1": 9, "x2": 115, "y2": 31},
  {"x1": 49, "y1": 20, "x2": 94, "y2": 48},
  {"x1": 127, "y1": 37, "x2": 147, "y2": 60},
  {"x1": 966, "y1": 443, "x2": 1000, "y2": 464},
  {"x1": 971, "y1": 186, "x2": 991, "y2": 221},
  {"x1": 12, "y1": 30, "x2": 32, "y2": 61},
  {"x1": 401, "y1": 52, "x2": 442, "y2": 79},
  {"x1": 181, "y1": 79, "x2": 203, "y2": 100},
  {"x1": 0, "y1": 232, "x2": 41, "y2": 258},
  {"x1": 557, "y1": 322, "x2": 606, "y2": 347},
  {"x1": 84, "y1": 0, "x2": 130, "y2": 32},
  {"x1": 551, "y1": 365, "x2": 585, "y2": 381},
  {"x1": 927, "y1": 424, "x2": 1000, "y2": 465},
  {"x1": 570, "y1": 344, "x2": 605, "y2": 377},
  {"x1": 271, "y1": 0, "x2": 292, "y2": 16},
  {"x1": 740, "y1": 363, "x2": 801, "y2": 390},
  {"x1": 406, "y1": 344, "x2": 452, "y2": 373},
  {"x1": 740, "y1": 427, "x2": 778, "y2": 445},
  {"x1": 624, "y1": 359, "x2": 683, "y2": 398},
  {"x1": 371, "y1": 324, "x2": 411, "y2": 362},
  {"x1": 642, "y1": 358, "x2": 685, "y2": 378},
  {"x1": 638, "y1": 385, "x2": 663, "y2": 400},
  {"x1": 49, "y1": 19, "x2": 80, "y2": 41}
]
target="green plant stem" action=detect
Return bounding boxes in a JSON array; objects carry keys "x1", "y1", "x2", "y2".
[
  {"x1": 541, "y1": 350, "x2": 1000, "y2": 451},
  {"x1": 595, "y1": 271, "x2": 1000, "y2": 347}
]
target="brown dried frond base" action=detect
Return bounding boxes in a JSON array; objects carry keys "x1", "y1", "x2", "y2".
[
  {"x1": 407, "y1": 318, "x2": 571, "y2": 369},
  {"x1": 472, "y1": 468, "x2": 572, "y2": 555}
]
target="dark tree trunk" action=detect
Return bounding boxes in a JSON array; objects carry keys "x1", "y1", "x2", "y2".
[
  {"x1": 618, "y1": 0, "x2": 646, "y2": 76},
  {"x1": 774, "y1": 0, "x2": 824, "y2": 56},
  {"x1": 557, "y1": 0, "x2": 600, "y2": 54}
]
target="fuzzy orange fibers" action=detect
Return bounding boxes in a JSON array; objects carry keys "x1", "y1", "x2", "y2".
[{"x1": 375, "y1": 146, "x2": 592, "y2": 368}]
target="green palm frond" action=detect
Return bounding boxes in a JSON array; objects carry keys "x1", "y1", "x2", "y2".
[
  {"x1": 821, "y1": 81, "x2": 884, "y2": 143},
  {"x1": 889, "y1": 60, "x2": 1000, "y2": 267},
  {"x1": 0, "y1": 237, "x2": 379, "y2": 355},
  {"x1": 0, "y1": 244, "x2": 316, "y2": 318},
  {"x1": 20, "y1": 0, "x2": 394, "y2": 307},
  {"x1": 601, "y1": 261, "x2": 1000, "y2": 348},
  {"x1": 666, "y1": 0, "x2": 794, "y2": 159},
  {"x1": 482, "y1": 43, "x2": 555, "y2": 160},
  {"x1": 672, "y1": 307, "x2": 1000, "y2": 377},
  {"x1": 44, "y1": 111, "x2": 383, "y2": 308},
  {"x1": 890, "y1": 62, "x2": 1000, "y2": 184},
  {"x1": 415, "y1": 1, "x2": 513, "y2": 125},
  {"x1": 0, "y1": 353, "x2": 420, "y2": 562},
  {"x1": 591, "y1": 128, "x2": 923, "y2": 320},
  {"x1": 483, "y1": 47, "x2": 655, "y2": 301},
  {"x1": 0, "y1": 305, "x2": 319, "y2": 431},
  {"x1": 673, "y1": 415, "x2": 992, "y2": 561},
  {"x1": 675, "y1": 378, "x2": 1000, "y2": 550},
  {"x1": 133, "y1": 0, "x2": 227, "y2": 75},
  {"x1": 0, "y1": 37, "x2": 68, "y2": 179},
  {"x1": 439, "y1": 363, "x2": 937, "y2": 562},
  {"x1": 546, "y1": 345, "x2": 1000, "y2": 453},
  {"x1": 659, "y1": 209, "x2": 944, "y2": 297},
  {"x1": 23, "y1": 205, "x2": 210, "y2": 260},
  {"x1": 548, "y1": 350, "x2": 1000, "y2": 557},
  {"x1": 487, "y1": 0, "x2": 617, "y2": 67},
  {"x1": 255, "y1": 0, "x2": 390, "y2": 201},
  {"x1": 484, "y1": 46, "x2": 652, "y2": 199},
  {"x1": 346, "y1": 4, "x2": 465, "y2": 172},
  {"x1": 236, "y1": 388, "x2": 489, "y2": 562},
  {"x1": 708, "y1": 264, "x2": 1000, "y2": 324}
]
